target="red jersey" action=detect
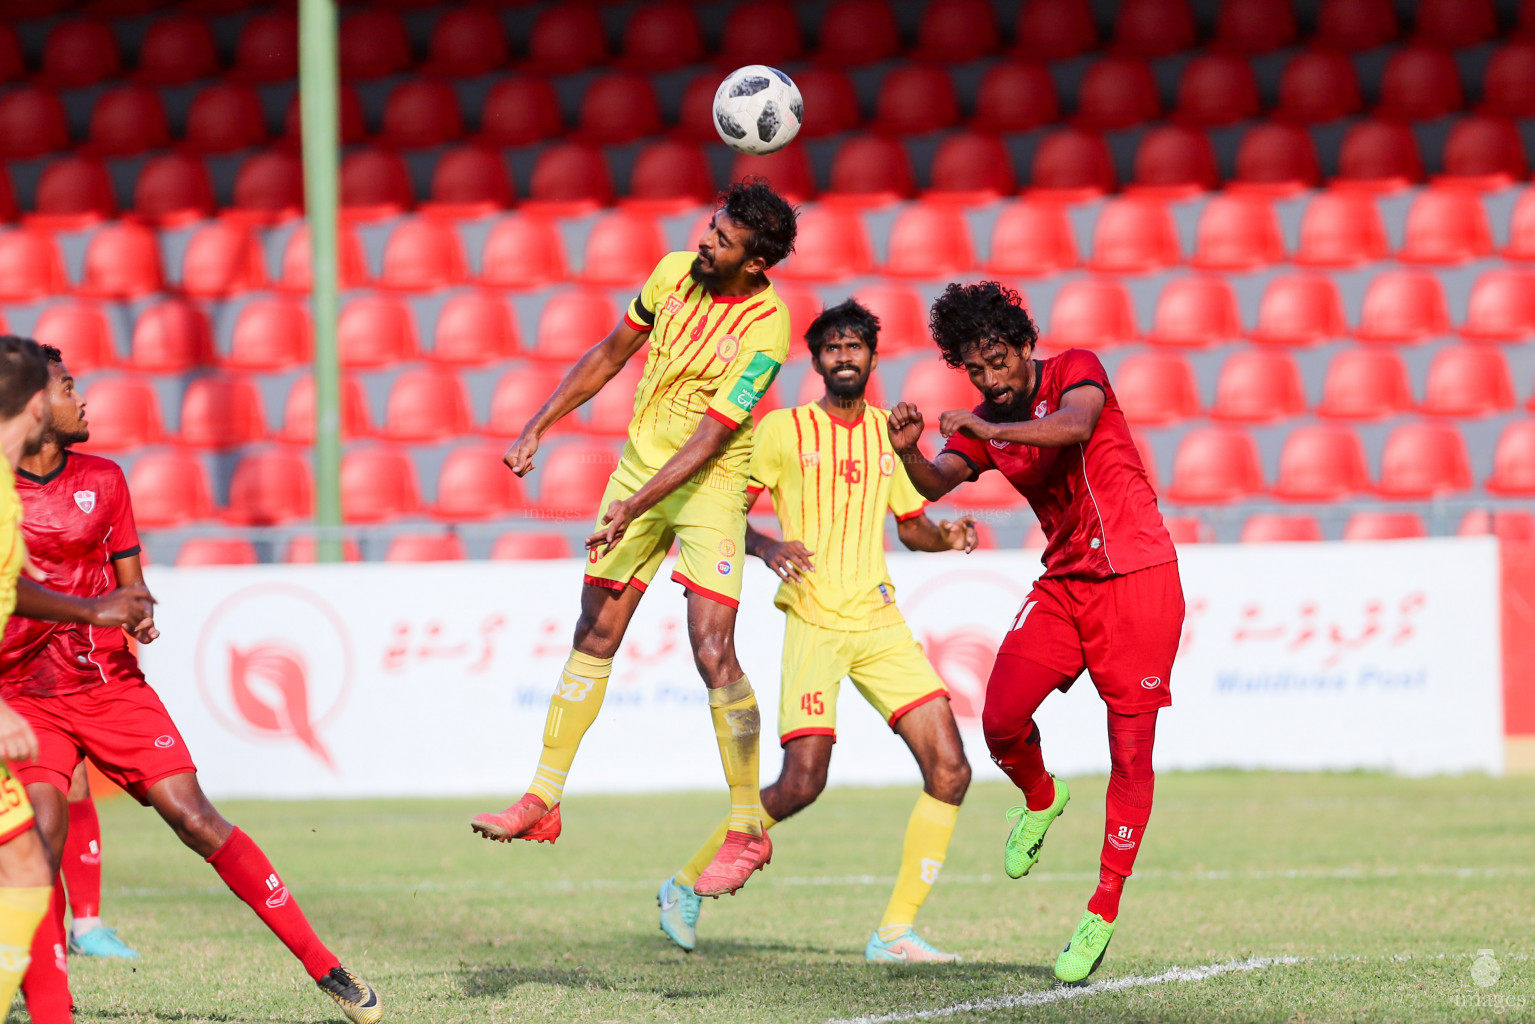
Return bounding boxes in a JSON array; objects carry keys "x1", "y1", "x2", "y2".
[
  {"x1": 941, "y1": 349, "x2": 1175, "y2": 581},
  {"x1": 0, "y1": 451, "x2": 142, "y2": 698}
]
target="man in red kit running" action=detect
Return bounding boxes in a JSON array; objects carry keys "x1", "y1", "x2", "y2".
[
  {"x1": 887, "y1": 282, "x2": 1183, "y2": 984},
  {"x1": 2, "y1": 345, "x2": 383, "y2": 1024}
]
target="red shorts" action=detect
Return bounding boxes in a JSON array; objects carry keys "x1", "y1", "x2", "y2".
[
  {"x1": 7, "y1": 653, "x2": 196, "y2": 804},
  {"x1": 999, "y1": 560, "x2": 1184, "y2": 715}
]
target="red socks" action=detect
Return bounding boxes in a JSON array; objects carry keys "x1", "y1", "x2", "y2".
[
  {"x1": 982, "y1": 653, "x2": 1071, "y2": 810},
  {"x1": 1092, "y1": 710, "x2": 1159, "y2": 922},
  {"x1": 1087, "y1": 866, "x2": 1126, "y2": 921},
  {"x1": 206, "y1": 828, "x2": 339, "y2": 981},
  {"x1": 63, "y1": 797, "x2": 102, "y2": 921},
  {"x1": 21, "y1": 876, "x2": 70, "y2": 1024}
]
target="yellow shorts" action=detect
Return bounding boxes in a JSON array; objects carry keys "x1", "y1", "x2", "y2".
[
  {"x1": 0, "y1": 763, "x2": 35, "y2": 845},
  {"x1": 777, "y1": 611, "x2": 950, "y2": 744},
  {"x1": 584, "y1": 458, "x2": 747, "y2": 608}
]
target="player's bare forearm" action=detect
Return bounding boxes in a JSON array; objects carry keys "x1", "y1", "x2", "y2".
[
  {"x1": 941, "y1": 388, "x2": 1105, "y2": 449},
  {"x1": 15, "y1": 578, "x2": 155, "y2": 628},
  {"x1": 744, "y1": 523, "x2": 777, "y2": 561},
  {"x1": 625, "y1": 416, "x2": 737, "y2": 518},
  {"x1": 897, "y1": 514, "x2": 978, "y2": 553},
  {"x1": 525, "y1": 324, "x2": 648, "y2": 439},
  {"x1": 898, "y1": 450, "x2": 970, "y2": 502}
]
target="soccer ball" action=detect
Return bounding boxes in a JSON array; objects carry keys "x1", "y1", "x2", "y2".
[{"x1": 713, "y1": 65, "x2": 803, "y2": 156}]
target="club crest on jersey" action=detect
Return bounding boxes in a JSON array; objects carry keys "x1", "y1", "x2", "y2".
[
  {"x1": 1035, "y1": 400, "x2": 1048, "y2": 418},
  {"x1": 878, "y1": 452, "x2": 895, "y2": 476},
  {"x1": 73, "y1": 490, "x2": 96, "y2": 513},
  {"x1": 716, "y1": 334, "x2": 739, "y2": 361},
  {"x1": 718, "y1": 539, "x2": 737, "y2": 558},
  {"x1": 663, "y1": 295, "x2": 684, "y2": 316}
]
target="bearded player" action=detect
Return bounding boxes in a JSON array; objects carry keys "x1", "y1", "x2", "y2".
[
  {"x1": 888, "y1": 282, "x2": 1183, "y2": 983},
  {"x1": 471, "y1": 180, "x2": 797, "y2": 897},
  {"x1": 658, "y1": 299, "x2": 978, "y2": 961},
  {"x1": 2, "y1": 345, "x2": 383, "y2": 1023}
]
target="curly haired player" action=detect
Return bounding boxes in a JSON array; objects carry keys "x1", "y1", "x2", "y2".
[{"x1": 887, "y1": 282, "x2": 1184, "y2": 983}]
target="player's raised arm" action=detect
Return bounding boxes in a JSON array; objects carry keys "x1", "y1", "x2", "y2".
[
  {"x1": 887, "y1": 402, "x2": 972, "y2": 502},
  {"x1": 940, "y1": 384, "x2": 1105, "y2": 449}
]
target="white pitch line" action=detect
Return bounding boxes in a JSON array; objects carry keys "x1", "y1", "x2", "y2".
[{"x1": 825, "y1": 956, "x2": 1304, "y2": 1024}]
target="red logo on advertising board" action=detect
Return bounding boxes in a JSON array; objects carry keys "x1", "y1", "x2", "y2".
[{"x1": 903, "y1": 569, "x2": 1032, "y2": 722}]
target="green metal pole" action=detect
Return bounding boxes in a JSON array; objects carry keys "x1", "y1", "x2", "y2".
[{"x1": 299, "y1": 0, "x2": 342, "y2": 562}]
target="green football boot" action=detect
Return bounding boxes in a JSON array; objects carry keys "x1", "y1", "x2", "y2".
[
  {"x1": 1054, "y1": 911, "x2": 1115, "y2": 983},
  {"x1": 1003, "y1": 776, "x2": 1069, "y2": 879}
]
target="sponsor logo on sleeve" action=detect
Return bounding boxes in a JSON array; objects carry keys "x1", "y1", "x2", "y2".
[{"x1": 727, "y1": 352, "x2": 782, "y2": 412}]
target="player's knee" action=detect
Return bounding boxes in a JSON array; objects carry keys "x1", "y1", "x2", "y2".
[
  {"x1": 781, "y1": 769, "x2": 826, "y2": 813},
  {"x1": 982, "y1": 707, "x2": 1033, "y2": 751},
  {"x1": 690, "y1": 636, "x2": 736, "y2": 681},
  {"x1": 169, "y1": 804, "x2": 227, "y2": 852},
  {"x1": 929, "y1": 754, "x2": 971, "y2": 804}
]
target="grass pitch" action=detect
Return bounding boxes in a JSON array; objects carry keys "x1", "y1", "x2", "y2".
[{"x1": 35, "y1": 772, "x2": 1535, "y2": 1023}]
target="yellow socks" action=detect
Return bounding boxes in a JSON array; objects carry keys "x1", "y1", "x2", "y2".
[
  {"x1": 877, "y1": 792, "x2": 960, "y2": 941},
  {"x1": 676, "y1": 808, "x2": 780, "y2": 888},
  {"x1": 526, "y1": 650, "x2": 612, "y2": 808},
  {"x1": 0, "y1": 885, "x2": 49, "y2": 1008},
  {"x1": 708, "y1": 677, "x2": 764, "y2": 837}
]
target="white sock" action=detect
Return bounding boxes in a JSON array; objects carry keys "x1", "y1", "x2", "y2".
[{"x1": 71, "y1": 916, "x2": 101, "y2": 937}]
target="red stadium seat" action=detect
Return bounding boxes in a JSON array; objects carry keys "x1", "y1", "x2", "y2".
[
  {"x1": 280, "y1": 374, "x2": 373, "y2": 443},
  {"x1": 986, "y1": 199, "x2": 1078, "y2": 276},
  {"x1": 816, "y1": 0, "x2": 902, "y2": 64},
  {"x1": 1273, "y1": 424, "x2": 1370, "y2": 501},
  {"x1": 283, "y1": 84, "x2": 367, "y2": 148},
  {"x1": 731, "y1": 147, "x2": 817, "y2": 204},
  {"x1": 528, "y1": 143, "x2": 614, "y2": 211},
  {"x1": 130, "y1": 300, "x2": 213, "y2": 373},
  {"x1": 279, "y1": 225, "x2": 370, "y2": 292},
  {"x1": 1343, "y1": 513, "x2": 1426, "y2": 540},
  {"x1": 1029, "y1": 129, "x2": 1117, "y2": 198},
  {"x1": 723, "y1": 0, "x2": 804, "y2": 66},
  {"x1": 339, "y1": 10, "x2": 411, "y2": 79},
  {"x1": 1335, "y1": 119, "x2": 1423, "y2": 191},
  {"x1": 1148, "y1": 276, "x2": 1242, "y2": 347},
  {"x1": 1113, "y1": 351, "x2": 1201, "y2": 425},
  {"x1": 1088, "y1": 197, "x2": 1180, "y2": 273},
  {"x1": 849, "y1": 283, "x2": 926, "y2": 354},
  {"x1": 775, "y1": 207, "x2": 873, "y2": 282},
  {"x1": 480, "y1": 76, "x2": 563, "y2": 146},
  {"x1": 874, "y1": 65, "x2": 959, "y2": 134},
  {"x1": 80, "y1": 223, "x2": 164, "y2": 300},
  {"x1": 578, "y1": 72, "x2": 662, "y2": 145},
  {"x1": 1130, "y1": 125, "x2": 1220, "y2": 196},
  {"x1": 1163, "y1": 515, "x2": 1212, "y2": 543},
  {"x1": 1211, "y1": 349, "x2": 1306, "y2": 421},
  {"x1": 1276, "y1": 49, "x2": 1362, "y2": 123},
  {"x1": 899, "y1": 360, "x2": 976, "y2": 413},
  {"x1": 1414, "y1": 0, "x2": 1495, "y2": 48},
  {"x1": 627, "y1": 140, "x2": 713, "y2": 208},
  {"x1": 0, "y1": 230, "x2": 67, "y2": 301},
  {"x1": 1252, "y1": 274, "x2": 1346, "y2": 346},
  {"x1": 231, "y1": 151, "x2": 305, "y2": 221},
  {"x1": 35, "y1": 302, "x2": 115, "y2": 372},
  {"x1": 0, "y1": 87, "x2": 70, "y2": 160},
  {"x1": 424, "y1": 6, "x2": 508, "y2": 77},
  {"x1": 227, "y1": 298, "x2": 312, "y2": 370},
  {"x1": 426, "y1": 146, "x2": 515, "y2": 216},
  {"x1": 1213, "y1": 0, "x2": 1297, "y2": 52},
  {"x1": 1398, "y1": 188, "x2": 1492, "y2": 265},
  {"x1": 181, "y1": 221, "x2": 265, "y2": 298},
  {"x1": 1075, "y1": 55, "x2": 1160, "y2": 129},
  {"x1": 1356, "y1": 270, "x2": 1449, "y2": 343},
  {"x1": 1294, "y1": 191, "x2": 1388, "y2": 267},
  {"x1": 32, "y1": 157, "x2": 116, "y2": 228},
  {"x1": 380, "y1": 79, "x2": 463, "y2": 149},
  {"x1": 1233, "y1": 123, "x2": 1322, "y2": 195},
  {"x1": 1506, "y1": 189, "x2": 1535, "y2": 261},
  {"x1": 340, "y1": 296, "x2": 419, "y2": 368},
  {"x1": 41, "y1": 19, "x2": 120, "y2": 87},
  {"x1": 128, "y1": 452, "x2": 213, "y2": 528},
  {"x1": 0, "y1": 27, "x2": 17, "y2": 84},
  {"x1": 385, "y1": 534, "x2": 466, "y2": 563},
  {"x1": 1377, "y1": 422, "x2": 1472, "y2": 498},
  {"x1": 792, "y1": 67, "x2": 862, "y2": 139},
  {"x1": 78, "y1": 376, "x2": 162, "y2": 449},
  {"x1": 1319, "y1": 347, "x2": 1413, "y2": 419},
  {"x1": 185, "y1": 83, "x2": 266, "y2": 154},
  {"x1": 1441, "y1": 116, "x2": 1529, "y2": 189},
  {"x1": 1113, "y1": 0, "x2": 1194, "y2": 56},
  {"x1": 283, "y1": 537, "x2": 363, "y2": 563},
  {"x1": 492, "y1": 533, "x2": 573, "y2": 560},
  {"x1": 85, "y1": 86, "x2": 170, "y2": 157},
  {"x1": 973, "y1": 60, "x2": 1058, "y2": 133},
  {"x1": 379, "y1": 219, "x2": 469, "y2": 291},
  {"x1": 1193, "y1": 194, "x2": 1284, "y2": 270},
  {"x1": 133, "y1": 16, "x2": 219, "y2": 86},
  {"x1": 1316, "y1": 0, "x2": 1397, "y2": 49},
  {"x1": 828, "y1": 135, "x2": 915, "y2": 204},
  {"x1": 232, "y1": 11, "x2": 297, "y2": 82},
  {"x1": 133, "y1": 153, "x2": 214, "y2": 225},
  {"x1": 175, "y1": 539, "x2": 258, "y2": 567},
  {"x1": 1481, "y1": 45, "x2": 1535, "y2": 119},
  {"x1": 1175, "y1": 53, "x2": 1261, "y2": 126},
  {"x1": 481, "y1": 215, "x2": 567, "y2": 289},
  {"x1": 224, "y1": 448, "x2": 313, "y2": 525},
  {"x1": 341, "y1": 447, "x2": 421, "y2": 523},
  {"x1": 917, "y1": 0, "x2": 999, "y2": 61},
  {"x1": 1047, "y1": 278, "x2": 1137, "y2": 349},
  {"x1": 581, "y1": 212, "x2": 667, "y2": 287},
  {"x1": 883, "y1": 204, "x2": 974, "y2": 278},
  {"x1": 434, "y1": 445, "x2": 526, "y2": 520},
  {"x1": 526, "y1": 4, "x2": 608, "y2": 74},
  {"x1": 535, "y1": 290, "x2": 619, "y2": 362},
  {"x1": 1241, "y1": 514, "x2": 1323, "y2": 542},
  {"x1": 622, "y1": 1, "x2": 705, "y2": 71},
  {"x1": 178, "y1": 374, "x2": 266, "y2": 448},
  {"x1": 1378, "y1": 45, "x2": 1462, "y2": 121},
  {"x1": 777, "y1": 286, "x2": 824, "y2": 358},
  {"x1": 433, "y1": 293, "x2": 519, "y2": 365},
  {"x1": 1167, "y1": 427, "x2": 1265, "y2": 503},
  {"x1": 1015, "y1": 0, "x2": 1097, "y2": 58},
  {"x1": 1462, "y1": 270, "x2": 1535, "y2": 342},
  {"x1": 383, "y1": 368, "x2": 474, "y2": 442},
  {"x1": 1422, "y1": 346, "x2": 1515, "y2": 417},
  {"x1": 536, "y1": 442, "x2": 621, "y2": 516},
  {"x1": 342, "y1": 148, "x2": 414, "y2": 218},
  {"x1": 1459, "y1": 509, "x2": 1535, "y2": 540},
  {"x1": 489, "y1": 365, "x2": 570, "y2": 437},
  {"x1": 1488, "y1": 420, "x2": 1535, "y2": 495}
]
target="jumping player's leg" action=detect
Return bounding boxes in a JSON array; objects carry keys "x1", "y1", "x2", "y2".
[
  {"x1": 0, "y1": 779, "x2": 57, "y2": 1024},
  {"x1": 1090, "y1": 710, "x2": 1157, "y2": 923},
  {"x1": 18, "y1": 735, "x2": 80, "y2": 1024}
]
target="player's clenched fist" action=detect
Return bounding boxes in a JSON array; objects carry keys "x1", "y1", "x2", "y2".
[
  {"x1": 887, "y1": 402, "x2": 925, "y2": 453},
  {"x1": 89, "y1": 584, "x2": 156, "y2": 631},
  {"x1": 938, "y1": 516, "x2": 980, "y2": 553},
  {"x1": 0, "y1": 701, "x2": 37, "y2": 762},
  {"x1": 939, "y1": 409, "x2": 989, "y2": 440},
  {"x1": 504, "y1": 432, "x2": 540, "y2": 477}
]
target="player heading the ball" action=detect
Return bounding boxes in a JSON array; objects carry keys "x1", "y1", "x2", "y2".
[{"x1": 473, "y1": 180, "x2": 798, "y2": 899}]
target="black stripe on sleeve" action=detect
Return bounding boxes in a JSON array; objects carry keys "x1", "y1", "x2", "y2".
[
  {"x1": 109, "y1": 545, "x2": 141, "y2": 561},
  {"x1": 1061, "y1": 379, "x2": 1106, "y2": 397},
  {"x1": 941, "y1": 449, "x2": 983, "y2": 482},
  {"x1": 630, "y1": 296, "x2": 656, "y2": 326}
]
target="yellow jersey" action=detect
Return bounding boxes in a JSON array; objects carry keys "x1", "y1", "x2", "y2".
[
  {"x1": 0, "y1": 461, "x2": 24, "y2": 626},
  {"x1": 621, "y1": 251, "x2": 791, "y2": 491},
  {"x1": 748, "y1": 403, "x2": 928, "y2": 631}
]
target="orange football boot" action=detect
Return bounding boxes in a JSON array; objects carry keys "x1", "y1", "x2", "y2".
[
  {"x1": 693, "y1": 829, "x2": 771, "y2": 896},
  {"x1": 470, "y1": 793, "x2": 562, "y2": 844}
]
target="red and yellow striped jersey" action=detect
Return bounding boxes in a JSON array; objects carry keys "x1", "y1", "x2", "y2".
[
  {"x1": 621, "y1": 252, "x2": 790, "y2": 490},
  {"x1": 748, "y1": 403, "x2": 927, "y2": 630},
  {"x1": 0, "y1": 462, "x2": 25, "y2": 628}
]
